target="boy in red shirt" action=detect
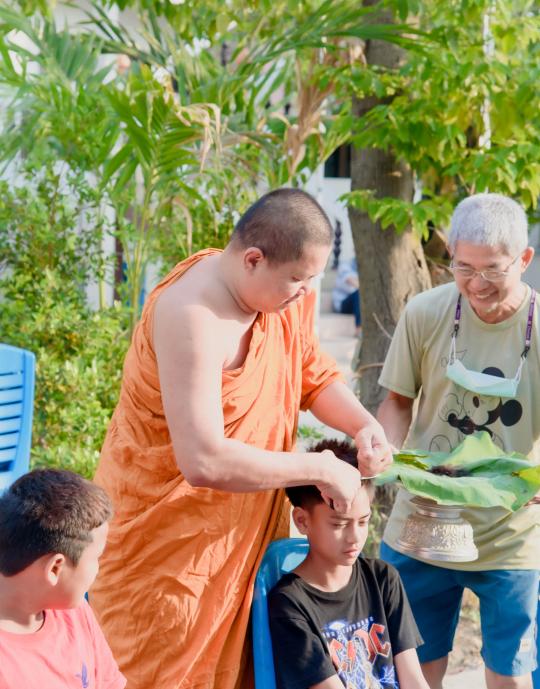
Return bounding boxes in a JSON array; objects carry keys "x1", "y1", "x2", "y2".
[{"x1": 0, "y1": 468, "x2": 125, "y2": 689}]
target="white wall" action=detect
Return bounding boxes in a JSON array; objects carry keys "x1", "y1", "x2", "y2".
[{"x1": 306, "y1": 171, "x2": 355, "y2": 267}]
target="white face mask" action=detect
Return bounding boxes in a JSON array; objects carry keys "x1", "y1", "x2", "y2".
[
  {"x1": 446, "y1": 340, "x2": 524, "y2": 398},
  {"x1": 445, "y1": 292, "x2": 535, "y2": 399}
]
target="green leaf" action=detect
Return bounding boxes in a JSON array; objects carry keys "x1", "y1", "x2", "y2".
[
  {"x1": 101, "y1": 144, "x2": 133, "y2": 187},
  {"x1": 395, "y1": 0, "x2": 409, "y2": 22},
  {"x1": 377, "y1": 432, "x2": 540, "y2": 511}
]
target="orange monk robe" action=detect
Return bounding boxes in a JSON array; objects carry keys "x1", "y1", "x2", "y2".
[{"x1": 90, "y1": 249, "x2": 343, "y2": 689}]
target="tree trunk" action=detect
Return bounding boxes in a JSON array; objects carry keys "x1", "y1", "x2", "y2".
[{"x1": 348, "y1": 25, "x2": 431, "y2": 417}]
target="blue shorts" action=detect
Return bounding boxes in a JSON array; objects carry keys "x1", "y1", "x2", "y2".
[{"x1": 380, "y1": 542, "x2": 539, "y2": 676}]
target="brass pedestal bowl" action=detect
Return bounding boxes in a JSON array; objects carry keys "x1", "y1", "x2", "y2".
[{"x1": 396, "y1": 496, "x2": 478, "y2": 563}]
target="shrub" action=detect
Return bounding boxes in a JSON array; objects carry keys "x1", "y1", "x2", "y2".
[
  {"x1": 0, "y1": 268, "x2": 129, "y2": 477},
  {"x1": 0, "y1": 170, "x2": 129, "y2": 478}
]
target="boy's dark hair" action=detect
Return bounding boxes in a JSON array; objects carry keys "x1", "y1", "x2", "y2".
[
  {"x1": 230, "y1": 188, "x2": 333, "y2": 264},
  {"x1": 0, "y1": 468, "x2": 113, "y2": 576},
  {"x1": 286, "y1": 439, "x2": 373, "y2": 508}
]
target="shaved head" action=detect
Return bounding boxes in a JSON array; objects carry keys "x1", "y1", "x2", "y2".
[{"x1": 230, "y1": 188, "x2": 333, "y2": 264}]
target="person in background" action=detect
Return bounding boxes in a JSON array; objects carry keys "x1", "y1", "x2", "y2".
[{"x1": 333, "y1": 257, "x2": 361, "y2": 335}]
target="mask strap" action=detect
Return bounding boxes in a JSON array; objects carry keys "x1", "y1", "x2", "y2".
[
  {"x1": 514, "y1": 356, "x2": 526, "y2": 384},
  {"x1": 449, "y1": 334, "x2": 457, "y2": 365}
]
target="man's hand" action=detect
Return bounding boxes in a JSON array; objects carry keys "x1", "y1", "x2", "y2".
[
  {"x1": 354, "y1": 421, "x2": 393, "y2": 477},
  {"x1": 525, "y1": 490, "x2": 540, "y2": 506},
  {"x1": 316, "y1": 450, "x2": 363, "y2": 513}
]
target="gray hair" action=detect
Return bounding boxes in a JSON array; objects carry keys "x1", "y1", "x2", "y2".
[{"x1": 448, "y1": 193, "x2": 528, "y2": 255}]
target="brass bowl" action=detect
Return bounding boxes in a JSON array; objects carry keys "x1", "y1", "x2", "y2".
[{"x1": 396, "y1": 496, "x2": 478, "y2": 563}]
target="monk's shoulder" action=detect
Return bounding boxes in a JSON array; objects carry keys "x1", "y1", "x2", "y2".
[
  {"x1": 155, "y1": 257, "x2": 223, "y2": 322},
  {"x1": 153, "y1": 293, "x2": 222, "y2": 366}
]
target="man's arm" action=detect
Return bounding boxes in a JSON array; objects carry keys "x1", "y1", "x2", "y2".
[
  {"x1": 377, "y1": 390, "x2": 415, "y2": 450},
  {"x1": 153, "y1": 294, "x2": 361, "y2": 509},
  {"x1": 394, "y1": 649, "x2": 430, "y2": 689},
  {"x1": 309, "y1": 382, "x2": 393, "y2": 476}
]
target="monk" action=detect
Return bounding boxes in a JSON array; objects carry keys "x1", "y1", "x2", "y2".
[{"x1": 90, "y1": 188, "x2": 393, "y2": 689}]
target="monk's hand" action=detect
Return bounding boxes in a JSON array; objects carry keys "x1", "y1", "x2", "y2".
[
  {"x1": 354, "y1": 421, "x2": 393, "y2": 478},
  {"x1": 317, "y1": 450, "x2": 362, "y2": 514}
]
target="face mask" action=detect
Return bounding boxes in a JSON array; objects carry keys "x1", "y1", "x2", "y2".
[
  {"x1": 445, "y1": 292, "x2": 536, "y2": 399},
  {"x1": 446, "y1": 342, "x2": 524, "y2": 398}
]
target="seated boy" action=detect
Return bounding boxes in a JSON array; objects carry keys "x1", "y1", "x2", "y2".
[
  {"x1": 268, "y1": 439, "x2": 429, "y2": 689},
  {"x1": 0, "y1": 468, "x2": 126, "y2": 689}
]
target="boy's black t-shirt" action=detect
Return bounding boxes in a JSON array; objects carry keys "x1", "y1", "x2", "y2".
[{"x1": 268, "y1": 557, "x2": 422, "y2": 689}]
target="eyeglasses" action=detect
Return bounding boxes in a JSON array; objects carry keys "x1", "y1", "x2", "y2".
[{"x1": 450, "y1": 253, "x2": 522, "y2": 282}]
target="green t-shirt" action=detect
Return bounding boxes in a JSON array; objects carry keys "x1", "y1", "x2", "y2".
[{"x1": 379, "y1": 281, "x2": 540, "y2": 570}]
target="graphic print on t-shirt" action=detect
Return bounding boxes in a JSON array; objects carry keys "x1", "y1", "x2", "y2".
[
  {"x1": 76, "y1": 663, "x2": 90, "y2": 688},
  {"x1": 322, "y1": 616, "x2": 398, "y2": 689},
  {"x1": 431, "y1": 353, "x2": 523, "y2": 453}
]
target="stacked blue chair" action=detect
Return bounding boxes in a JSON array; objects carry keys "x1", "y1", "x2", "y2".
[
  {"x1": 252, "y1": 538, "x2": 309, "y2": 689},
  {"x1": 0, "y1": 344, "x2": 35, "y2": 491}
]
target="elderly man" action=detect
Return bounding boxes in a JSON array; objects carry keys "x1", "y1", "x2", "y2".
[{"x1": 377, "y1": 193, "x2": 540, "y2": 689}]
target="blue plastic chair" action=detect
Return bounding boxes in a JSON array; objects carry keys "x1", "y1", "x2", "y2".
[
  {"x1": 252, "y1": 538, "x2": 309, "y2": 689},
  {"x1": 0, "y1": 344, "x2": 35, "y2": 491}
]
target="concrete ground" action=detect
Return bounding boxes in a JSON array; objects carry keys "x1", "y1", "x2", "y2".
[
  {"x1": 298, "y1": 278, "x2": 486, "y2": 689},
  {"x1": 444, "y1": 668, "x2": 485, "y2": 689},
  {"x1": 297, "y1": 287, "x2": 358, "y2": 436}
]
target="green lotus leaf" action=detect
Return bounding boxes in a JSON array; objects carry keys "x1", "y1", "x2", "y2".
[
  {"x1": 517, "y1": 465, "x2": 540, "y2": 485},
  {"x1": 376, "y1": 431, "x2": 540, "y2": 511}
]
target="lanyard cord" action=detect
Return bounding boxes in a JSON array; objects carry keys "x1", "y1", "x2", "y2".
[{"x1": 452, "y1": 290, "x2": 536, "y2": 359}]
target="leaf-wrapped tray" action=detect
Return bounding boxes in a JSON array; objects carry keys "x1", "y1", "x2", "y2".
[{"x1": 376, "y1": 432, "x2": 540, "y2": 511}]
